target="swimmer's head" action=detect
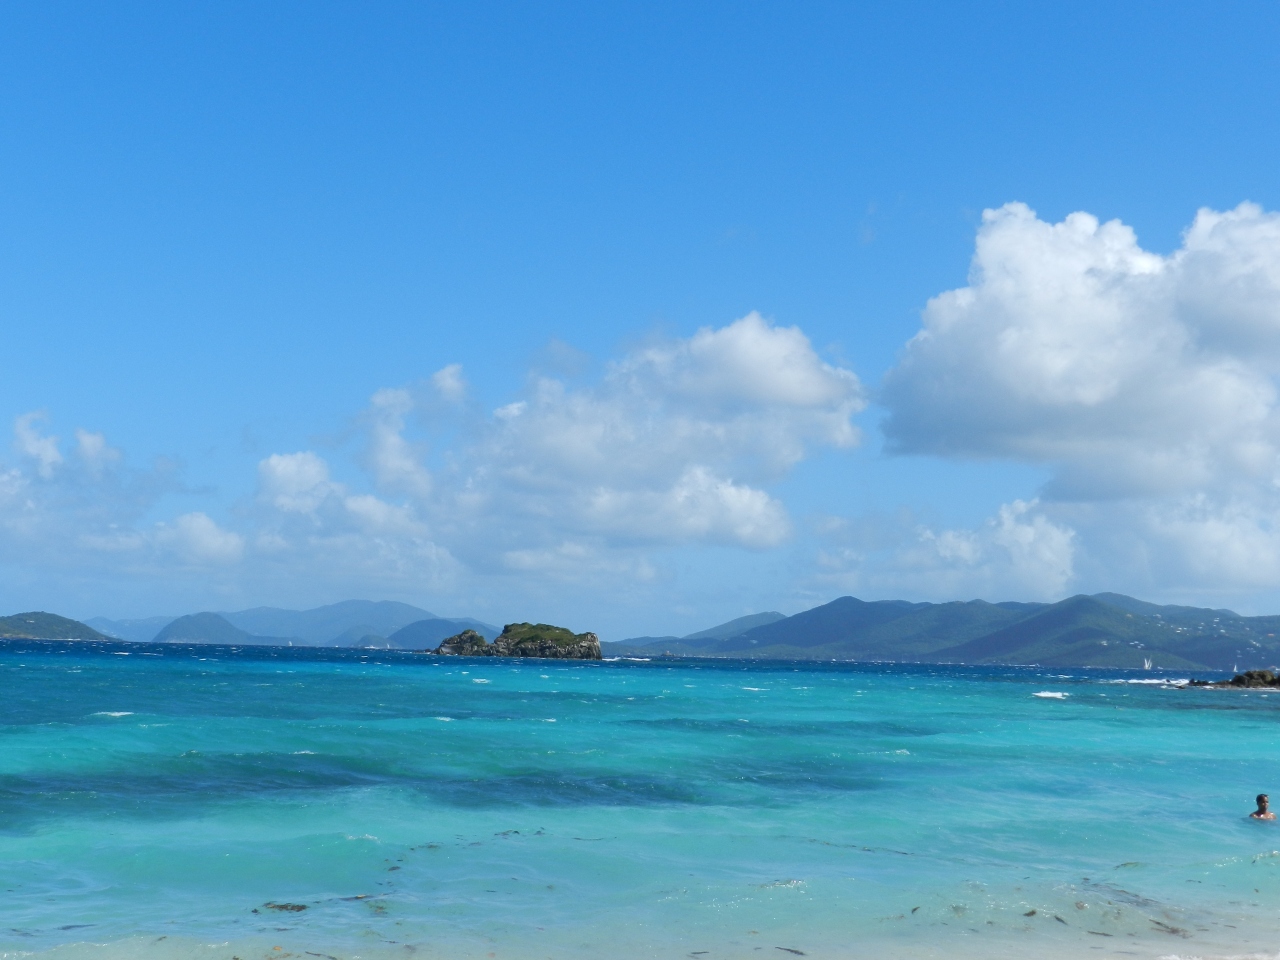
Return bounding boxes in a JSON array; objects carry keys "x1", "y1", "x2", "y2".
[{"x1": 1259, "y1": 794, "x2": 1270, "y2": 808}]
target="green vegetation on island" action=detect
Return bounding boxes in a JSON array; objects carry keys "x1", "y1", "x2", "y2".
[
  {"x1": 431, "y1": 622, "x2": 601, "y2": 659},
  {"x1": 0, "y1": 612, "x2": 112, "y2": 641}
]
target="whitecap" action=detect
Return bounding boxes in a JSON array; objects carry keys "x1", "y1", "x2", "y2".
[
  {"x1": 741, "y1": 686, "x2": 768, "y2": 691},
  {"x1": 92, "y1": 711, "x2": 134, "y2": 717},
  {"x1": 1033, "y1": 691, "x2": 1068, "y2": 699},
  {"x1": 472, "y1": 678, "x2": 490, "y2": 684},
  {"x1": 542, "y1": 718, "x2": 557, "y2": 722},
  {"x1": 292, "y1": 750, "x2": 316, "y2": 755}
]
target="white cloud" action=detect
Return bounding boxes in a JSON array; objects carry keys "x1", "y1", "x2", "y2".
[
  {"x1": 501, "y1": 540, "x2": 657, "y2": 583},
  {"x1": 883, "y1": 202, "x2": 1280, "y2": 493},
  {"x1": 0, "y1": 415, "x2": 177, "y2": 563},
  {"x1": 818, "y1": 499, "x2": 1076, "y2": 601},
  {"x1": 424, "y1": 313, "x2": 863, "y2": 556},
  {"x1": 245, "y1": 448, "x2": 450, "y2": 591},
  {"x1": 585, "y1": 466, "x2": 791, "y2": 548},
  {"x1": 612, "y1": 311, "x2": 863, "y2": 469},
  {"x1": 431, "y1": 363, "x2": 468, "y2": 403},
  {"x1": 196, "y1": 312, "x2": 857, "y2": 601},
  {"x1": 258, "y1": 451, "x2": 336, "y2": 513},
  {"x1": 342, "y1": 492, "x2": 424, "y2": 535},
  {"x1": 0, "y1": 315, "x2": 863, "y2": 621},
  {"x1": 74, "y1": 429, "x2": 121, "y2": 476},
  {"x1": 882, "y1": 201, "x2": 1280, "y2": 600},
  {"x1": 155, "y1": 512, "x2": 245, "y2": 564},
  {"x1": 17, "y1": 210, "x2": 1280, "y2": 620},
  {"x1": 366, "y1": 388, "x2": 432, "y2": 498},
  {"x1": 14, "y1": 412, "x2": 62, "y2": 477}
]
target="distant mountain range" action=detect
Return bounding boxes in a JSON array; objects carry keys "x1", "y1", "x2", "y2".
[
  {"x1": 87, "y1": 600, "x2": 500, "y2": 648},
  {"x1": 605, "y1": 593, "x2": 1280, "y2": 671},
  {"x1": 7, "y1": 593, "x2": 1277, "y2": 670}
]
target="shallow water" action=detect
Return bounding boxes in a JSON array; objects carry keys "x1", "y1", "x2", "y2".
[{"x1": 2, "y1": 640, "x2": 1279, "y2": 960}]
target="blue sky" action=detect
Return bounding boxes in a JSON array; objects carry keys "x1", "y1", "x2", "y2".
[{"x1": 3, "y1": 2, "x2": 1280, "y2": 638}]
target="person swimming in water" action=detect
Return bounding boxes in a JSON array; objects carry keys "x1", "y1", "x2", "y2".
[{"x1": 1251, "y1": 794, "x2": 1275, "y2": 819}]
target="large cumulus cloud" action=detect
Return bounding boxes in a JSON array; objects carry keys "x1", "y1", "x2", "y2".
[
  {"x1": 435, "y1": 312, "x2": 863, "y2": 561},
  {"x1": 880, "y1": 201, "x2": 1280, "y2": 597}
]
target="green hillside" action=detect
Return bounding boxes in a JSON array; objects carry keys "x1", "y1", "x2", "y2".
[
  {"x1": 715, "y1": 597, "x2": 1031, "y2": 660},
  {"x1": 931, "y1": 596, "x2": 1196, "y2": 667},
  {"x1": 620, "y1": 593, "x2": 1280, "y2": 671},
  {"x1": 0, "y1": 612, "x2": 112, "y2": 640}
]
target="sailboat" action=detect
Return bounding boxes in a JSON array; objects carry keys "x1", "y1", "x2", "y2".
[{"x1": 1143, "y1": 658, "x2": 1153, "y2": 670}]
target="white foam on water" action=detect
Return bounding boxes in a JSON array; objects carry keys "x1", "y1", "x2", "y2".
[
  {"x1": 472, "y1": 678, "x2": 490, "y2": 684},
  {"x1": 1033, "y1": 691, "x2": 1068, "y2": 698},
  {"x1": 90, "y1": 711, "x2": 133, "y2": 717}
]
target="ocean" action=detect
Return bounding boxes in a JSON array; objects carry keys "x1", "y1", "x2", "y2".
[{"x1": 1, "y1": 640, "x2": 1278, "y2": 960}]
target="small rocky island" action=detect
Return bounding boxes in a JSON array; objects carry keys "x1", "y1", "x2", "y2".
[{"x1": 428, "y1": 622, "x2": 601, "y2": 660}]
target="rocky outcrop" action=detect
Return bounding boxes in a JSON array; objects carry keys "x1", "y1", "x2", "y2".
[
  {"x1": 1189, "y1": 669, "x2": 1280, "y2": 688},
  {"x1": 434, "y1": 629, "x2": 494, "y2": 656},
  {"x1": 429, "y1": 622, "x2": 601, "y2": 659}
]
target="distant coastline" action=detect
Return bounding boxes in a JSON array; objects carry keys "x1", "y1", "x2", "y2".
[{"x1": 9, "y1": 591, "x2": 1279, "y2": 671}]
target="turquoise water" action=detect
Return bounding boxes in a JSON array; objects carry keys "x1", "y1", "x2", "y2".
[{"x1": 2, "y1": 641, "x2": 1279, "y2": 960}]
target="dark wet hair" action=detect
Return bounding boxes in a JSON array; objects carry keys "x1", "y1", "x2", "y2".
[{"x1": 1259, "y1": 794, "x2": 1270, "y2": 806}]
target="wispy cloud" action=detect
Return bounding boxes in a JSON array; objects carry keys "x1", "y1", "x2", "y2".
[
  {"x1": 0, "y1": 313, "x2": 863, "y2": 617},
  {"x1": 14, "y1": 412, "x2": 62, "y2": 478},
  {"x1": 816, "y1": 500, "x2": 1076, "y2": 601}
]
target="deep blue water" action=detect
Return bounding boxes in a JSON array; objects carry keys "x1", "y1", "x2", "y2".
[{"x1": 1, "y1": 640, "x2": 1278, "y2": 960}]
